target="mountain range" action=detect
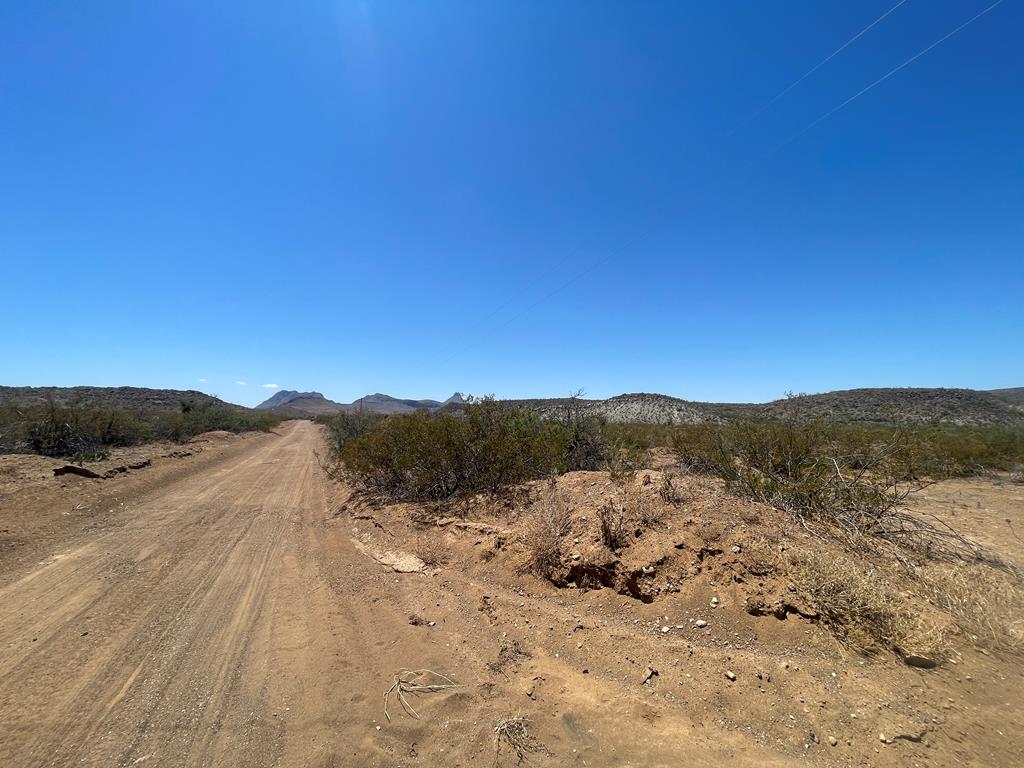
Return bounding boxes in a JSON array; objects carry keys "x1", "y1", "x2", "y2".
[
  {"x1": 254, "y1": 390, "x2": 466, "y2": 416},
  {"x1": 2, "y1": 385, "x2": 1021, "y2": 427}
]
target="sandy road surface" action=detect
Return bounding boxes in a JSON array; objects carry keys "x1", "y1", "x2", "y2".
[{"x1": 0, "y1": 422, "x2": 368, "y2": 766}]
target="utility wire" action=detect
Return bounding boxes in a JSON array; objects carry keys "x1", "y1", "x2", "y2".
[
  {"x1": 738, "y1": 0, "x2": 911, "y2": 128},
  {"x1": 762, "y1": 0, "x2": 1006, "y2": 159}
]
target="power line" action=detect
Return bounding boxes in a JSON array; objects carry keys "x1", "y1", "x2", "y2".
[
  {"x1": 764, "y1": 0, "x2": 1006, "y2": 158},
  {"x1": 738, "y1": 0, "x2": 911, "y2": 128}
]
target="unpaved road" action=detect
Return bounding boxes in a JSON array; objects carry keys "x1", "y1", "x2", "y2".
[
  {"x1": 0, "y1": 422, "x2": 362, "y2": 766},
  {"x1": 2, "y1": 421, "x2": 1018, "y2": 767}
]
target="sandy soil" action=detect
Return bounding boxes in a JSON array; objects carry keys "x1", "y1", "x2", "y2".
[{"x1": 0, "y1": 422, "x2": 1020, "y2": 767}]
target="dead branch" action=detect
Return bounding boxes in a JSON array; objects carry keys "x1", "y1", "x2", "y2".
[{"x1": 383, "y1": 669, "x2": 458, "y2": 722}]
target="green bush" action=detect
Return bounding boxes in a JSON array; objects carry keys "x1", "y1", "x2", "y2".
[
  {"x1": 320, "y1": 411, "x2": 386, "y2": 456},
  {"x1": 0, "y1": 401, "x2": 282, "y2": 458},
  {"x1": 666, "y1": 421, "x2": 1024, "y2": 483},
  {"x1": 339, "y1": 399, "x2": 590, "y2": 500}
]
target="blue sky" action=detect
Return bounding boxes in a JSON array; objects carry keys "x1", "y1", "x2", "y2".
[{"x1": 2, "y1": 1, "x2": 1021, "y2": 407}]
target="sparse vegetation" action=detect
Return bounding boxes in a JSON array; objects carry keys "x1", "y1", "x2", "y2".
[
  {"x1": 659, "y1": 420, "x2": 1023, "y2": 557},
  {"x1": 0, "y1": 401, "x2": 282, "y2": 458}
]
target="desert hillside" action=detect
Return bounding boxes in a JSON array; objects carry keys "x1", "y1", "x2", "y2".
[
  {"x1": 0, "y1": 386, "x2": 236, "y2": 411},
  {"x1": 513, "y1": 387, "x2": 1024, "y2": 427}
]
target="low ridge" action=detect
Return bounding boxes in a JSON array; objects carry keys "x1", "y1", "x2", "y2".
[{"x1": 0, "y1": 386, "x2": 237, "y2": 412}]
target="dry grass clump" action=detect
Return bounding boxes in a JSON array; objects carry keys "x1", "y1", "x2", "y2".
[
  {"x1": 494, "y1": 715, "x2": 548, "y2": 763},
  {"x1": 789, "y1": 550, "x2": 948, "y2": 658},
  {"x1": 743, "y1": 536, "x2": 783, "y2": 577},
  {"x1": 488, "y1": 640, "x2": 532, "y2": 678},
  {"x1": 595, "y1": 483, "x2": 668, "y2": 553},
  {"x1": 658, "y1": 473, "x2": 686, "y2": 506},
  {"x1": 522, "y1": 485, "x2": 572, "y2": 579},
  {"x1": 630, "y1": 483, "x2": 667, "y2": 530},
  {"x1": 413, "y1": 534, "x2": 451, "y2": 567},
  {"x1": 915, "y1": 562, "x2": 1024, "y2": 653},
  {"x1": 597, "y1": 499, "x2": 629, "y2": 551}
]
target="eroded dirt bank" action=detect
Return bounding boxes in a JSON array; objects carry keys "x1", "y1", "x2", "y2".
[{"x1": 0, "y1": 421, "x2": 1020, "y2": 767}]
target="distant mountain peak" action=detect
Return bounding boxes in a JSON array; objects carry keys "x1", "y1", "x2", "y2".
[{"x1": 254, "y1": 390, "x2": 327, "y2": 410}]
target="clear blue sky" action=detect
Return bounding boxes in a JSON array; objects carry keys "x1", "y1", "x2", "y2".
[{"x1": 2, "y1": 1, "x2": 1021, "y2": 407}]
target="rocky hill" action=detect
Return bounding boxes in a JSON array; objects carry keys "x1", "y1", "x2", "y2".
[
  {"x1": 757, "y1": 388, "x2": 1023, "y2": 426},
  {"x1": 512, "y1": 388, "x2": 1024, "y2": 427},
  {"x1": 0, "y1": 386, "x2": 236, "y2": 411},
  {"x1": 988, "y1": 387, "x2": 1024, "y2": 408}
]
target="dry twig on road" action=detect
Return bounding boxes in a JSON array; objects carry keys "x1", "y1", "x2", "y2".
[{"x1": 382, "y1": 669, "x2": 458, "y2": 722}]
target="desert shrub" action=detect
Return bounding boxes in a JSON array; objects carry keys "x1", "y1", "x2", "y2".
[
  {"x1": 666, "y1": 422, "x2": 1024, "y2": 481},
  {"x1": 340, "y1": 399, "x2": 571, "y2": 500},
  {"x1": 556, "y1": 392, "x2": 610, "y2": 472},
  {"x1": 605, "y1": 443, "x2": 647, "y2": 484},
  {"x1": 157, "y1": 405, "x2": 281, "y2": 442},
  {"x1": 0, "y1": 401, "x2": 281, "y2": 457},
  {"x1": 322, "y1": 411, "x2": 386, "y2": 455},
  {"x1": 19, "y1": 404, "x2": 153, "y2": 457},
  {"x1": 522, "y1": 485, "x2": 572, "y2": 578},
  {"x1": 601, "y1": 422, "x2": 678, "y2": 452},
  {"x1": 670, "y1": 424, "x2": 733, "y2": 475}
]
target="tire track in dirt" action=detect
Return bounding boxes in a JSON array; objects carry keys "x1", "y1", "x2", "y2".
[{"x1": 0, "y1": 423, "x2": 327, "y2": 767}]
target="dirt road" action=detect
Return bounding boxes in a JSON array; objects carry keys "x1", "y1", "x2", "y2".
[{"x1": 2, "y1": 422, "x2": 1018, "y2": 767}]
